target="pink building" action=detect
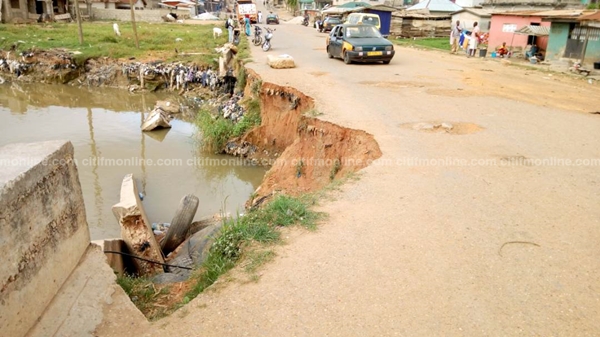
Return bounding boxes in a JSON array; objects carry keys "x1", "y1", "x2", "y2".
[{"x1": 489, "y1": 11, "x2": 551, "y2": 53}]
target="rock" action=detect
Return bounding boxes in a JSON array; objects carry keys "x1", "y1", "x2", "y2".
[
  {"x1": 441, "y1": 122, "x2": 453, "y2": 130},
  {"x1": 412, "y1": 122, "x2": 435, "y2": 131},
  {"x1": 155, "y1": 100, "x2": 180, "y2": 114},
  {"x1": 152, "y1": 272, "x2": 188, "y2": 284},
  {"x1": 267, "y1": 54, "x2": 296, "y2": 69}
]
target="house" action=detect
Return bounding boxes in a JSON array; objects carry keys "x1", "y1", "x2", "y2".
[
  {"x1": 1, "y1": 0, "x2": 68, "y2": 22},
  {"x1": 392, "y1": 10, "x2": 451, "y2": 37},
  {"x1": 487, "y1": 10, "x2": 583, "y2": 56},
  {"x1": 451, "y1": 8, "x2": 501, "y2": 32},
  {"x1": 481, "y1": 0, "x2": 587, "y2": 11},
  {"x1": 544, "y1": 11, "x2": 600, "y2": 67},
  {"x1": 406, "y1": 0, "x2": 462, "y2": 17}
]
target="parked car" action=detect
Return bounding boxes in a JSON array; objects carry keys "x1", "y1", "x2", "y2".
[
  {"x1": 320, "y1": 16, "x2": 342, "y2": 33},
  {"x1": 266, "y1": 13, "x2": 279, "y2": 24},
  {"x1": 326, "y1": 24, "x2": 395, "y2": 64}
]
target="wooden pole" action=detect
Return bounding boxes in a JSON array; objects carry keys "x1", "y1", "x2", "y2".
[
  {"x1": 580, "y1": 23, "x2": 591, "y2": 64},
  {"x1": 130, "y1": 0, "x2": 140, "y2": 49},
  {"x1": 74, "y1": 0, "x2": 84, "y2": 44}
]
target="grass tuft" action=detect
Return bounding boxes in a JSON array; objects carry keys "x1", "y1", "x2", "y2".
[
  {"x1": 182, "y1": 194, "x2": 320, "y2": 303},
  {"x1": 116, "y1": 274, "x2": 171, "y2": 321}
]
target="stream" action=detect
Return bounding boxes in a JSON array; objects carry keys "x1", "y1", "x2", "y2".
[{"x1": 0, "y1": 83, "x2": 267, "y2": 240}]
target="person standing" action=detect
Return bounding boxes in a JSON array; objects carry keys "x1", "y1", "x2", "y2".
[
  {"x1": 244, "y1": 14, "x2": 251, "y2": 36},
  {"x1": 450, "y1": 20, "x2": 462, "y2": 54},
  {"x1": 227, "y1": 15, "x2": 234, "y2": 43},
  {"x1": 468, "y1": 21, "x2": 480, "y2": 58},
  {"x1": 258, "y1": 10, "x2": 263, "y2": 24}
]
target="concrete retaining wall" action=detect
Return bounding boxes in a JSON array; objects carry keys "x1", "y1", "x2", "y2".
[
  {"x1": 91, "y1": 8, "x2": 193, "y2": 22},
  {"x1": 0, "y1": 141, "x2": 91, "y2": 337}
]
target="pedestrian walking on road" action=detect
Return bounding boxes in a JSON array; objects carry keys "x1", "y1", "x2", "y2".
[
  {"x1": 244, "y1": 14, "x2": 251, "y2": 36},
  {"x1": 450, "y1": 20, "x2": 462, "y2": 54},
  {"x1": 258, "y1": 10, "x2": 263, "y2": 24}
]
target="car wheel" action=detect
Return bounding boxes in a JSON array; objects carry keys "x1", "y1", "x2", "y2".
[
  {"x1": 383, "y1": 60, "x2": 391, "y2": 64},
  {"x1": 343, "y1": 52, "x2": 352, "y2": 64},
  {"x1": 327, "y1": 46, "x2": 333, "y2": 59}
]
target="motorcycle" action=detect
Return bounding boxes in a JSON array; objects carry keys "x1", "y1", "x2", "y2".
[
  {"x1": 302, "y1": 17, "x2": 309, "y2": 26},
  {"x1": 262, "y1": 27, "x2": 275, "y2": 51},
  {"x1": 252, "y1": 26, "x2": 263, "y2": 46}
]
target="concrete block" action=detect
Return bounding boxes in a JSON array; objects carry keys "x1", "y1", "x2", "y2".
[
  {"x1": 267, "y1": 54, "x2": 296, "y2": 69},
  {"x1": 0, "y1": 141, "x2": 90, "y2": 337}
]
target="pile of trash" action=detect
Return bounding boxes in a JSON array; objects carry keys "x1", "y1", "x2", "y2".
[
  {"x1": 121, "y1": 62, "x2": 223, "y2": 91},
  {"x1": 219, "y1": 92, "x2": 245, "y2": 122},
  {"x1": 193, "y1": 12, "x2": 220, "y2": 20},
  {"x1": 200, "y1": 91, "x2": 247, "y2": 123}
]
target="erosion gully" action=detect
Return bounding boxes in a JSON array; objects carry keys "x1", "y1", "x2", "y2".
[{"x1": 0, "y1": 82, "x2": 266, "y2": 240}]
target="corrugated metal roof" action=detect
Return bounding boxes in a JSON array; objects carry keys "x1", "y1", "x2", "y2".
[
  {"x1": 579, "y1": 11, "x2": 600, "y2": 22},
  {"x1": 493, "y1": 9, "x2": 583, "y2": 17},
  {"x1": 338, "y1": 1, "x2": 371, "y2": 8},
  {"x1": 453, "y1": 7, "x2": 504, "y2": 17},
  {"x1": 514, "y1": 25, "x2": 550, "y2": 36},
  {"x1": 407, "y1": 0, "x2": 462, "y2": 13}
]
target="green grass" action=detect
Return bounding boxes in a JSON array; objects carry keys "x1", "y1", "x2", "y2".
[
  {"x1": 116, "y1": 274, "x2": 171, "y2": 320},
  {"x1": 183, "y1": 194, "x2": 322, "y2": 301},
  {"x1": 196, "y1": 97, "x2": 262, "y2": 152},
  {"x1": 393, "y1": 37, "x2": 450, "y2": 51},
  {"x1": 0, "y1": 22, "x2": 230, "y2": 65}
]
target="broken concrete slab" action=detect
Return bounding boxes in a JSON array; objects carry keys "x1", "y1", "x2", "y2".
[{"x1": 112, "y1": 174, "x2": 164, "y2": 276}]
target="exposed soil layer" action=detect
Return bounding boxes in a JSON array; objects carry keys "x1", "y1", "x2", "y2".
[{"x1": 231, "y1": 70, "x2": 382, "y2": 204}]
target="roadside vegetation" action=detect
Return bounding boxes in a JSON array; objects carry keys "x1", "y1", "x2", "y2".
[
  {"x1": 0, "y1": 22, "x2": 238, "y2": 65},
  {"x1": 117, "y1": 193, "x2": 324, "y2": 320},
  {"x1": 392, "y1": 37, "x2": 449, "y2": 51}
]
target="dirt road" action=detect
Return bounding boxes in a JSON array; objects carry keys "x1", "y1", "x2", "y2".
[{"x1": 143, "y1": 18, "x2": 600, "y2": 336}]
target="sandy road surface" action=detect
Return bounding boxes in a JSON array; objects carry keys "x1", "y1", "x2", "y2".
[{"x1": 139, "y1": 16, "x2": 600, "y2": 337}]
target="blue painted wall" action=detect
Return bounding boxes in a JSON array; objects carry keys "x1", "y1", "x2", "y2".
[{"x1": 367, "y1": 9, "x2": 391, "y2": 36}]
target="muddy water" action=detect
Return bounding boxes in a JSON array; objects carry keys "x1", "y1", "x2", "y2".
[{"x1": 0, "y1": 83, "x2": 266, "y2": 240}]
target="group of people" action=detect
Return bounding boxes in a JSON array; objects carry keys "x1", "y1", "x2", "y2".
[
  {"x1": 450, "y1": 20, "x2": 510, "y2": 58},
  {"x1": 226, "y1": 10, "x2": 271, "y2": 43},
  {"x1": 450, "y1": 20, "x2": 482, "y2": 57}
]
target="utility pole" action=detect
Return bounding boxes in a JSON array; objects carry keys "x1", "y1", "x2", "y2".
[
  {"x1": 130, "y1": 0, "x2": 140, "y2": 49},
  {"x1": 74, "y1": 0, "x2": 84, "y2": 44}
]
